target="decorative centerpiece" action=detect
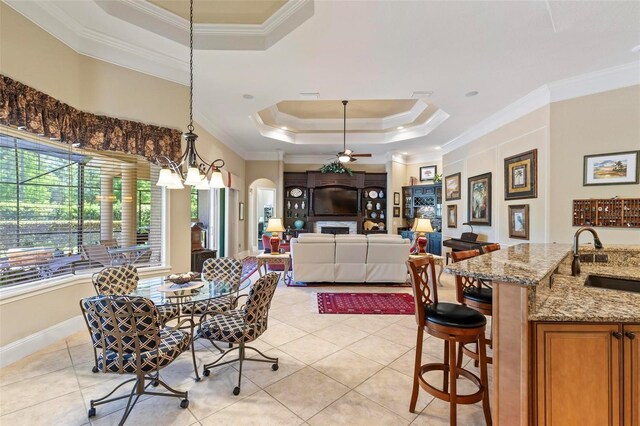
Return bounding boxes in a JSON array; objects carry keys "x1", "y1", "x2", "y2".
[
  {"x1": 167, "y1": 272, "x2": 198, "y2": 284},
  {"x1": 320, "y1": 161, "x2": 353, "y2": 176}
]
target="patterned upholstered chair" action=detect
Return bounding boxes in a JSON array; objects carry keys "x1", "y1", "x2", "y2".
[
  {"x1": 181, "y1": 257, "x2": 244, "y2": 317},
  {"x1": 90, "y1": 265, "x2": 180, "y2": 373},
  {"x1": 199, "y1": 272, "x2": 280, "y2": 395},
  {"x1": 80, "y1": 295, "x2": 191, "y2": 425}
]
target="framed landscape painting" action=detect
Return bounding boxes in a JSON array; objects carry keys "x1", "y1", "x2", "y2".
[
  {"x1": 468, "y1": 172, "x2": 492, "y2": 225},
  {"x1": 504, "y1": 149, "x2": 537, "y2": 200},
  {"x1": 445, "y1": 172, "x2": 461, "y2": 201},
  {"x1": 419, "y1": 165, "x2": 437, "y2": 182},
  {"x1": 509, "y1": 204, "x2": 529, "y2": 240},
  {"x1": 447, "y1": 205, "x2": 457, "y2": 228},
  {"x1": 583, "y1": 151, "x2": 639, "y2": 186}
]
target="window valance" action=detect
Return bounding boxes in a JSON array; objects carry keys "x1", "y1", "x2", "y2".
[{"x1": 0, "y1": 75, "x2": 181, "y2": 163}]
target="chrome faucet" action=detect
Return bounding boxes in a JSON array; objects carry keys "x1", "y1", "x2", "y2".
[{"x1": 571, "y1": 227, "x2": 603, "y2": 276}]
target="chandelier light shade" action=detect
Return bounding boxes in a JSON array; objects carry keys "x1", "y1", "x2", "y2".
[{"x1": 155, "y1": 0, "x2": 225, "y2": 190}]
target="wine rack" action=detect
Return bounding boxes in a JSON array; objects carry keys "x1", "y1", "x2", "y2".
[{"x1": 572, "y1": 198, "x2": 640, "y2": 228}]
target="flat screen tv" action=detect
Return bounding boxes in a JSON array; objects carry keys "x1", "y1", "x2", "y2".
[{"x1": 314, "y1": 187, "x2": 358, "y2": 216}]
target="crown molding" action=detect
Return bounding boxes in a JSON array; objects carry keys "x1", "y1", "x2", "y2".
[
  {"x1": 439, "y1": 61, "x2": 640, "y2": 156},
  {"x1": 96, "y1": 0, "x2": 315, "y2": 50},
  {"x1": 194, "y1": 110, "x2": 249, "y2": 160},
  {"x1": 245, "y1": 152, "x2": 281, "y2": 161}
]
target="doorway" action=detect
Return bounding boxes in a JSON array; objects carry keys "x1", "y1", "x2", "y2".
[{"x1": 248, "y1": 179, "x2": 277, "y2": 252}]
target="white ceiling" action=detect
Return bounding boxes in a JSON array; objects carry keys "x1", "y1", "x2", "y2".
[{"x1": 7, "y1": 0, "x2": 640, "y2": 161}]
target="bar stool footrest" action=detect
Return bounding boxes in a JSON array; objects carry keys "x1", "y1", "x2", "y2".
[{"x1": 418, "y1": 362, "x2": 486, "y2": 405}]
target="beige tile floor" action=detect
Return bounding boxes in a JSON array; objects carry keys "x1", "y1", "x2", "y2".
[{"x1": 0, "y1": 272, "x2": 492, "y2": 426}]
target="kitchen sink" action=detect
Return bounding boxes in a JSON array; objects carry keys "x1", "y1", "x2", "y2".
[{"x1": 584, "y1": 275, "x2": 640, "y2": 294}]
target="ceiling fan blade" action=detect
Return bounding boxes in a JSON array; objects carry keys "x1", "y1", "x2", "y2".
[
  {"x1": 350, "y1": 156, "x2": 357, "y2": 162},
  {"x1": 351, "y1": 153, "x2": 372, "y2": 157}
]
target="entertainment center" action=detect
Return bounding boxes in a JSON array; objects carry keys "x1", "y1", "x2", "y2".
[{"x1": 283, "y1": 171, "x2": 387, "y2": 235}]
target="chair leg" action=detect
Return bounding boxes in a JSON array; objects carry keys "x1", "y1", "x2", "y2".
[
  {"x1": 474, "y1": 342, "x2": 480, "y2": 368},
  {"x1": 190, "y1": 338, "x2": 201, "y2": 382},
  {"x1": 443, "y1": 339, "x2": 449, "y2": 393},
  {"x1": 234, "y1": 343, "x2": 245, "y2": 396},
  {"x1": 456, "y1": 342, "x2": 464, "y2": 377},
  {"x1": 478, "y1": 333, "x2": 492, "y2": 426},
  {"x1": 410, "y1": 327, "x2": 424, "y2": 413},
  {"x1": 448, "y1": 338, "x2": 457, "y2": 426}
]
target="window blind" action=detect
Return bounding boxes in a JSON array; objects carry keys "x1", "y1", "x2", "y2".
[{"x1": 0, "y1": 131, "x2": 164, "y2": 288}]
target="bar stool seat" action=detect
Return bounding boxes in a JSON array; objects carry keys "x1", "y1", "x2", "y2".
[
  {"x1": 461, "y1": 287, "x2": 493, "y2": 304},
  {"x1": 425, "y1": 303, "x2": 487, "y2": 329}
]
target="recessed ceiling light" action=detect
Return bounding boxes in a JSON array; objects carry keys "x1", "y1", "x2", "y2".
[
  {"x1": 632, "y1": 44, "x2": 640, "y2": 53},
  {"x1": 401, "y1": 152, "x2": 408, "y2": 155},
  {"x1": 434, "y1": 146, "x2": 441, "y2": 150},
  {"x1": 299, "y1": 92, "x2": 320, "y2": 100},
  {"x1": 242, "y1": 94, "x2": 254, "y2": 100},
  {"x1": 281, "y1": 126, "x2": 288, "y2": 130},
  {"x1": 465, "y1": 91, "x2": 479, "y2": 97},
  {"x1": 397, "y1": 126, "x2": 404, "y2": 130}
]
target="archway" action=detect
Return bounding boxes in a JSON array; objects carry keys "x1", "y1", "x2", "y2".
[{"x1": 248, "y1": 178, "x2": 277, "y2": 252}]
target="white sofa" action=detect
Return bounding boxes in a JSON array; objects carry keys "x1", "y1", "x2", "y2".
[{"x1": 290, "y1": 233, "x2": 410, "y2": 283}]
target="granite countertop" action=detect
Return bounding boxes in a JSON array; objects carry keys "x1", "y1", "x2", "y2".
[
  {"x1": 443, "y1": 243, "x2": 572, "y2": 286},
  {"x1": 444, "y1": 242, "x2": 640, "y2": 322},
  {"x1": 530, "y1": 265, "x2": 640, "y2": 322}
]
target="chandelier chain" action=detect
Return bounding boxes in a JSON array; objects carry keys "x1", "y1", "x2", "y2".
[{"x1": 188, "y1": 0, "x2": 194, "y2": 132}]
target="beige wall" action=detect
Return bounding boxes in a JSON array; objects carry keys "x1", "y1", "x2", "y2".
[
  {"x1": 442, "y1": 106, "x2": 551, "y2": 244},
  {"x1": 405, "y1": 159, "x2": 443, "y2": 186},
  {"x1": 0, "y1": 3, "x2": 246, "y2": 347},
  {"x1": 550, "y1": 86, "x2": 640, "y2": 244},
  {"x1": 387, "y1": 160, "x2": 407, "y2": 233}
]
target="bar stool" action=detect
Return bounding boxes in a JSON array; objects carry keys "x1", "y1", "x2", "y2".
[
  {"x1": 452, "y1": 248, "x2": 496, "y2": 368},
  {"x1": 481, "y1": 243, "x2": 501, "y2": 254},
  {"x1": 407, "y1": 256, "x2": 491, "y2": 425}
]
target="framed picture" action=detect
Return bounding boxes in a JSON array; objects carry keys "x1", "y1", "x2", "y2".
[
  {"x1": 583, "y1": 150, "x2": 639, "y2": 186},
  {"x1": 447, "y1": 205, "x2": 457, "y2": 228},
  {"x1": 508, "y1": 204, "x2": 529, "y2": 240},
  {"x1": 393, "y1": 192, "x2": 400, "y2": 206},
  {"x1": 239, "y1": 202, "x2": 245, "y2": 221},
  {"x1": 445, "y1": 172, "x2": 461, "y2": 201},
  {"x1": 393, "y1": 206, "x2": 400, "y2": 217},
  {"x1": 419, "y1": 165, "x2": 437, "y2": 182},
  {"x1": 468, "y1": 172, "x2": 492, "y2": 225},
  {"x1": 504, "y1": 149, "x2": 537, "y2": 200}
]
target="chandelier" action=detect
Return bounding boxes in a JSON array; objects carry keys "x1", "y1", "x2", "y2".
[{"x1": 156, "y1": 0, "x2": 225, "y2": 190}]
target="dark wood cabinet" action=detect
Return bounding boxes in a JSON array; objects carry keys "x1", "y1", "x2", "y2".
[
  {"x1": 191, "y1": 249, "x2": 217, "y2": 273},
  {"x1": 402, "y1": 183, "x2": 442, "y2": 255}
]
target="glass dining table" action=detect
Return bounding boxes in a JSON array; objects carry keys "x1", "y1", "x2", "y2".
[{"x1": 129, "y1": 276, "x2": 252, "y2": 381}]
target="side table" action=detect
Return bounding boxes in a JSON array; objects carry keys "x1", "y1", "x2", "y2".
[
  {"x1": 256, "y1": 252, "x2": 291, "y2": 285},
  {"x1": 409, "y1": 253, "x2": 445, "y2": 287}
]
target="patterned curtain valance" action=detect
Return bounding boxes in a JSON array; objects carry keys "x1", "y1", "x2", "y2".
[{"x1": 0, "y1": 75, "x2": 182, "y2": 163}]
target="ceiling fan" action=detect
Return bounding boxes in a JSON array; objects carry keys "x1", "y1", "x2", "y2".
[{"x1": 335, "y1": 100, "x2": 372, "y2": 163}]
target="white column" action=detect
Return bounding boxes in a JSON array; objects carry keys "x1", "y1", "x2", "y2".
[
  {"x1": 121, "y1": 165, "x2": 137, "y2": 247},
  {"x1": 100, "y1": 174, "x2": 114, "y2": 241},
  {"x1": 149, "y1": 165, "x2": 162, "y2": 263}
]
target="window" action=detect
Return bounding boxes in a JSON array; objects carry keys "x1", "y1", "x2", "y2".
[{"x1": 0, "y1": 132, "x2": 164, "y2": 287}]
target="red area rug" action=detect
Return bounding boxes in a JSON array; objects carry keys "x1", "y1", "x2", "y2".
[
  {"x1": 316, "y1": 292, "x2": 415, "y2": 315},
  {"x1": 240, "y1": 256, "x2": 258, "y2": 283}
]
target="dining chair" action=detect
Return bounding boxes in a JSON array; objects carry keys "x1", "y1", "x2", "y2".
[
  {"x1": 199, "y1": 272, "x2": 280, "y2": 395},
  {"x1": 82, "y1": 244, "x2": 124, "y2": 268},
  {"x1": 182, "y1": 257, "x2": 244, "y2": 316},
  {"x1": 80, "y1": 295, "x2": 190, "y2": 425}
]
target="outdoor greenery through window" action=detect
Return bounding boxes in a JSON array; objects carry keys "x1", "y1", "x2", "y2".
[{"x1": 0, "y1": 131, "x2": 164, "y2": 287}]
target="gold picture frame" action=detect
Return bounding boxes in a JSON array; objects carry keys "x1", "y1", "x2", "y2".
[
  {"x1": 504, "y1": 149, "x2": 537, "y2": 200},
  {"x1": 445, "y1": 172, "x2": 461, "y2": 201}
]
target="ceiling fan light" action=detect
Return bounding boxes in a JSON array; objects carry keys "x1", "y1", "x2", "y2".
[
  {"x1": 338, "y1": 154, "x2": 351, "y2": 163},
  {"x1": 209, "y1": 169, "x2": 225, "y2": 188},
  {"x1": 156, "y1": 168, "x2": 173, "y2": 187}
]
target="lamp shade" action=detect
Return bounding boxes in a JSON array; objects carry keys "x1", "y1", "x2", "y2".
[
  {"x1": 167, "y1": 172, "x2": 184, "y2": 189},
  {"x1": 412, "y1": 218, "x2": 434, "y2": 233},
  {"x1": 194, "y1": 175, "x2": 210, "y2": 190},
  {"x1": 156, "y1": 168, "x2": 173, "y2": 187},
  {"x1": 184, "y1": 166, "x2": 202, "y2": 186},
  {"x1": 265, "y1": 218, "x2": 285, "y2": 233},
  {"x1": 209, "y1": 169, "x2": 225, "y2": 188}
]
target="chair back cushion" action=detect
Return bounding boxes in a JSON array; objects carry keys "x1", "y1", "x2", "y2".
[
  {"x1": 242, "y1": 273, "x2": 279, "y2": 329},
  {"x1": 92, "y1": 264, "x2": 139, "y2": 295},
  {"x1": 334, "y1": 237, "x2": 367, "y2": 282},
  {"x1": 202, "y1": 257, "x2": 242, "y2": 290},
  {"x1": 80, "y1": 295, "x2": 160, "y2": 354}
]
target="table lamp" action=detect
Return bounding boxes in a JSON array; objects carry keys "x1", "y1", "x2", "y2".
[
  {"x1": 265, "y1": 218, "x2": 286, "y2": 254},
  {"x1": 412, "y1": 218, "x2": 434, "y2": 254}
]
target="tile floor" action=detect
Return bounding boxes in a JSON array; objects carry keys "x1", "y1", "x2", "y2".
[{"x1": 0, "y1": 272, "x2": 492, "y2": 426}]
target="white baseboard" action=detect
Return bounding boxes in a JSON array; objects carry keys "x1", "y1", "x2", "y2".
[{"x1": 0, "y1": 315, "x2": 85, "y2": 368}]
